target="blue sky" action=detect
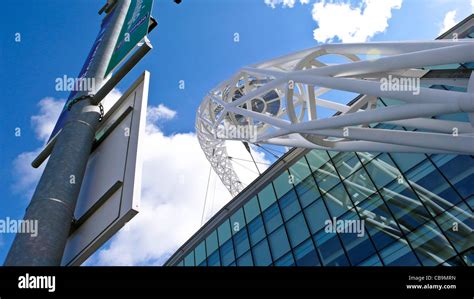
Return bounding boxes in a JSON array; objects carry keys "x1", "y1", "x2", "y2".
[{"x1": 0, "y1": 0, "x2": 472, "y2": 265}]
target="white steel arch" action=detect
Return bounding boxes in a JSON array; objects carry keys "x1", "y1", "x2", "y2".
[{"x1": 196, "y1": 40, "x2": 474, "y2": 196}]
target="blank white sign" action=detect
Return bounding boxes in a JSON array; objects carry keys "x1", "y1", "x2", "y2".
[{"x1": 61, "y1": 71, "x2": 149, "y2": 266}]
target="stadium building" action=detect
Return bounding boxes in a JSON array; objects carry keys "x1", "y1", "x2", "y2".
[{"x1": 165, "y1": 15, "x2": 474, "y2": 267}]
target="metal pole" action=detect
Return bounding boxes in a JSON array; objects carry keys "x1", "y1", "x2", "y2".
[{"x1": 4, "y1": 0, "x2": 131, "y2": 266}]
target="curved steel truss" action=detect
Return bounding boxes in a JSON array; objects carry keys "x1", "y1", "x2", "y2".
[{"x1": 196, "y1": 40, "x2": 474, "y2": 196}]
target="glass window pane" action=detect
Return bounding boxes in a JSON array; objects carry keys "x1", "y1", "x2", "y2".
[
  {"x1": 273, "y1": 171, "x2": 294, "y2": 198},
  {"x1": 379, "y1": 239, "x2": 420, "y2": 266},
  {"x1": 294, "y1": 238, "x2": 321, "y2": 266},
  {"x1": 252, "y1": 239, "x2": 272, "y2": 266},
  {"x1": 435, "y1": 203, "x2": 474, "y2": 254},
  {"x1": 207, "y1": 250, "x2": 221, "y2": 266},
  {"x1": 220, "y1": 239, "x2": 235, "y2": 266},
  {"x1": 195, "y1": 240, "x2": 207, "y2": 265},
  {"x1": 314, "y1": 230, "x2": 350, "y2": 266},
  {"x1": 295, "y1": 175, "x2": 320, "y2": 208},
  {"x1": 274, "y1": 252, "x2": 295, "y2": 266},
  {"x1": 304, "y1": 198, "x2": 330, "y2": 234},
  {"x1": 233, "y1": 227, "x2": 250, "y2": 258},
  {"x1": 263, "y1": 202, "x2": 283, "y2": 234},
  {"x1": 230, "y1": 208, "x2": 246, "y2": 236},
  {"x1": 364, "y1": 153, "x2": 401, "y2": 189},
  {"x1": 205, "y1": 230, "x2": 219, "y2": 256},
  {"x1": 237, "y1": 251, "x2": 253, "y2": 266},
  {"x1": 248, "y1": 216, "x2": 266, "y2": 246},
  {"x1": 323, "y1": 183, "x2": 353, "y2": 218},
  {"x1": 357, "y1": 254, "x2": 383, "y2": 266},
  {"x1": 286, "y1": 212, "x2": 310, "y2": 248},
  {"x1": 268, "y1": 226, "x2": 291, "y2": 260},
  {"x1": 406, "y1": 159, "x2": 463, "y2": 209},
  {"x1": 380, "y1": 180, "x2": 431, "y2": 231},
  {"x1": 407, "y1": 220, "x2": 458, "y2": 266},
  {"x1": 305, "y1": 150, "x2": 330, "y2": 172},
  {"x1": 279, "y1": 189, "x2": 301, "y2": 221},
  {"x1": 331, "y1": 152, "x2": 362, "y2": 179},
  {"x1": 258, "y1": 184, "x2": 277, "y2": 212},
  {"x1": 431, "y1": 154, "x2": 474, "y2": 199},
  {"x1": 338, "y1": 210, "x2": 377, "y2": 265},
  {"x1": 289, "y1": 157, "x2": 312, "y2": 185},
  {"x1": 244, "y1": 196, "x2": 261, "y2": 223},
  {"x1": 177, "y1": 260, "x2": 184, "y2": 266},
  {"x1": 314, "y1": 162, "x2": 340, "y2": 192},
  {"x1": 390, "y1": 153, "x2": 426, "y2": 172},
  {"x1": 184, "y1": 251, "x2": 195, "y2": 266},
  {"x1": 217, "y1": 219, "x2": 232, "y2": 246},
  {"x1": 343, "y1": 167, "x2": 376, "y2": 204},
  {"x1": 355, "y1": 193, "x2": 402, "y2": 251}
]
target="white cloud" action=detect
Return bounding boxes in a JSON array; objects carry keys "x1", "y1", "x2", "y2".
[
  {"x1": 88, "y1": 110, "x2": 269, "y2": 266},
  {"x1": 264, "y1": 0, "x2": 310, "y2": 9},
  {"x1": 311, "y1": 0, "x2": 402, "y2": 43},
  {"x1": 439, "y1": 10, "x2": 458, "y2": 35},
  {"x1": 12, "y1": 93, "x2": 270, "y2": 266},
  {"x1": 147, "y1": 104, "x2": 177, "y2": 124},
  {"x1": 11, "y1": 89, "x2": 123, "y2": 199}
]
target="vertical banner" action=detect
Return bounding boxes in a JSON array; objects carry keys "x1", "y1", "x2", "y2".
[{"x1": 48, "y1": 0, "x2": 153, "y2": 143}]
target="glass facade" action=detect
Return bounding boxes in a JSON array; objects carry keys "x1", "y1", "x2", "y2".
[
  {"x1": 170, "y1": 150, "x2": 473, "y2": 267},
  {"x1": 167, "y1": 17, "x2": 474, "y2": 268}
]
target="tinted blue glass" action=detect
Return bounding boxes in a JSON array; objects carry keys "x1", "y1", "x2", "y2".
[
  {"x1": 357, "y1": 254, "x2": 383, "y2": 266},
  {"x1": 289, "y1": 156, "x2": 312, "y2": 185},
  {"x1": 262, "y1": 202, "x2": 283, "y2": 234},
  {"x1": 331, "y1": 152, "x2": 362, "y2": 179},
  {"x1": 207, "y1": 250, "x2": 221, "y2": 266},
  {"x1": 279, "y1": 189, "x2": 301, "y2": 221},
  {"x1": 305, "y1": 150, "x2": 330, "y2": 172},
  {"x1": 323, "y1": 183, "x2": 353, "y2": 218},
  {"x1": 286, "y1": 212, "x2": 310, "y2": 248},
  {"x1": 233, "y1": 227, "x2": 250, "y2": 258},
  {"x1": 343, "y1": 167, "x2": 376, "y2": 203},
  {"x1": 252, "y1": 239, "x2": 272, "y2": 266},
  {"x1": 274, "y1": 171, "x2": 294, "y2": 198},
  {"x1": 237, "y1": 251, "x2": 253, "y2": 266},
  {"x1": 220, "y1": 239, "x2": 235, "y2": 266},
  {"x1": 356, "y1": 194, "x2": 401, "y2": 251},
  {"x1": 295, "y1": 175, "x2": 320, "y2": 208},
  {"x1": 381, "y1": 180, "x2": 430, "y2": 229},
  {"x1": 379, "y1": 240, "x2": 420, "y2": 266},
  {"x1": 406, "y1": 220, "x2": 457, "y2": 266},
  {"x1": 274, "y1": 252, "x2": 295, "y2": 266},
  {"x1": 217, "y1": 219, "x2": 232, "y2": 246},
  {"x1": 304, "y1": 199, "x2": 330, "y2": 234},
  {"x1": 314, "y1": 230, "x2": 350, "y2": 266},
  {"x1": 184, "y1": 251, "x2": 194, "y2": 266},
  {"x1": 205, "y1": 230, "x2": 219, "y2": 256},
  {"x1": 363, "y1": 153, "x2": 400, "y2": 189},
  {"x1": 230, "y1": 208, "x2": 246, "y2": 236},
  {"x1": 248, "y1": 216, "x2": 266, "y2": 246},
  {"x1": 390, "y1": 153, "x2": 426, "y2": 172},
  {"x1": 431, "y1": 155, "x2": 473, "y2": 199},
  {"x1": 294, "y1": 238, "x2": 321, "y2": 266},
  {"x1": 244, "y1": 196, "x2": 261, "y2": 223},
  {"x1": 407, "y1": 160, "x2": 462, "y2": 208},
  {"x1": 435, "y1": 203, "x2": 474, "y2": 254},
  {"x1": 338, "y1": 211, "x2": 377, "y2": 265},
  {"x1": 195, "y1": 241, "x2": 207, "y2": 265},
  {"x1": 268, "y1": 226, "x2": 291, "y2": 260},
  {"x1": 314, "y1": 162, "x2": 340, "y2": 192},
  {"x1": 258, "y1": 184, "x2": 277, "y2": 212}
]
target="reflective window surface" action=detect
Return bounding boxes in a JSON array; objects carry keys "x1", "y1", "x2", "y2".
[{"x1": 174, "y1": 150, "x2": 474, "y2": 267}]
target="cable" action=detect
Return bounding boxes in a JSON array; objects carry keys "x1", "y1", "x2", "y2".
[
  {"x1": 201, "y1": 165, "x2": 212, "y2": 226},
  {"x1": 227, "y1": 156, "x2": 271, "y2": 165}
]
